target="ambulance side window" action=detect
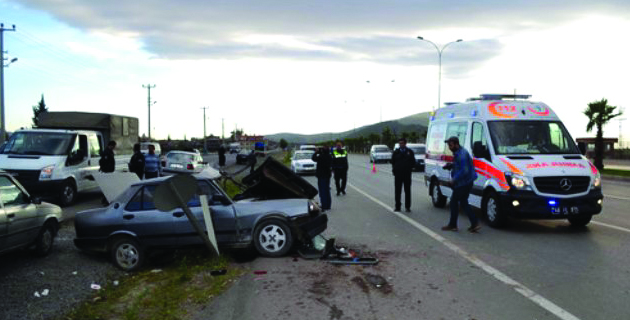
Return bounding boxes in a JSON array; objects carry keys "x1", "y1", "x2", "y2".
[
  {"x1": 445, "y1": 122, "x2": 467, "y2": 151},
  {"x1": 427, "y1": 123, "x2": 447, "y2": 155},
  {"x1": 471, "y1": 122, "x2": 490, "y2": 160}
]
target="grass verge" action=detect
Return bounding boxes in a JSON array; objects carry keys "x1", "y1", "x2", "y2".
[
  {"x1": 63, "y1": 251, "x2": 244, "y2": 320},
  {"x1": 602, "y1": 168, "x2": 630, "y2": 177}
]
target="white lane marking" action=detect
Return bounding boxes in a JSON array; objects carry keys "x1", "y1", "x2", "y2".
[
  {"x1": 591, "y1": 221, "x2": 630, "y2": 233},
  {"x1": 604, "y1": 194, "x2": 630, "y2": 201},
  {"x1": 348, "y1": 182, "x2": 581, "y2": 320}
]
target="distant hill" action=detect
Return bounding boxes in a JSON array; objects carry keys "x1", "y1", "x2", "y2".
[{"x1": 267, "y1": 111, "x2": 431, "y2": 144}]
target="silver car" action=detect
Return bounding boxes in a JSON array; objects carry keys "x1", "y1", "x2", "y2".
[
  {"x1": 162, "y1": 151, "x2": 207, "y2": 175},
  {"x1": 74, "y1": 159, "x2": 327, "y2": 271},
  {"x1": 0, "y1": 171, "x2": 63, "y2": 256}
]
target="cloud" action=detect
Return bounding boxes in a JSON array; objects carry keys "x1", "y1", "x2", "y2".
[{"x1": 12, "y1": 0, "x2": 630, "y2": 68}]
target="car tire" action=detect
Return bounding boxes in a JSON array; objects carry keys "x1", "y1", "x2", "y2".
[
  {"x1": 35, "y1": 221, "x2": 57, "y2": 256},
  {"x1": 568, "y1": 214, "x2": 592, "y2": 227},
  {"x1": 59, "y1": 180, "x2": 76, "y2": 207},
  {"x1": 430, "y1": 179, "x2": 447, "y2": 208},
  {"x1": 253, "y1": 219, "x2": 293, "y2": 257},
  {"x1": 110, "y1": 237, "x2": 144, "y2": 272},
  {"x1": 483, "y1": 191, "x2": 506, "y2": 228}
]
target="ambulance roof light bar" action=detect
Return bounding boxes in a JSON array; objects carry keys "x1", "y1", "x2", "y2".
[
  {"x1": 475, "y1": 94, "x2": 532, "y2": 101},
  {"x1": 443, "y1": 102, "x2": 459, "y2": 106}
]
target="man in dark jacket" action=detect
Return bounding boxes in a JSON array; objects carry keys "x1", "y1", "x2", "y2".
[
  {"x1": 128, "y1": 143, "x2": 145, "y2": 179},
  {"x1": 312, "y1": 146, "x2": 332, "y2": 212},
  {"x1": 218, "y1": 145, "x2": 226, "y2": 167},
  {"x1": 332, "y1": 141, "x2": 349, "y2": 196},
  {"x1": 247, "y1": 149, "x2": 257, "y2": 174},
  {"x1": 99, "y1": 140, "x2": 116, "y2": 173},
  {"x1": 391, "y1": 138, "x2": 415, "y2": 212}
]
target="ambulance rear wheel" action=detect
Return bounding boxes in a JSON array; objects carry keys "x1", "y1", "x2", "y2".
[
  {"x1": 483, "y1": 191, "x2": 506, "y2": 228},
  {"x1": 430, "y1": 180, "x2": 447, "y2": 208},
  {"x1": 568, "y1": 214, "x2": 592, "y2": 227}
]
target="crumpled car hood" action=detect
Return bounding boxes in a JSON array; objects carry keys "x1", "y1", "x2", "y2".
[{"x1": 238, "y1": 157, "x2": 319, "y2": 200}]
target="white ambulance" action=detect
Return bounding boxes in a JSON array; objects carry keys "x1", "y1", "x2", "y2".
[{"x1": 424, "y1": 94, "x2": 603, "y2": 227}]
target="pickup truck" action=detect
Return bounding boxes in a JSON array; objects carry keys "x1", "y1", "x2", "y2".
[{"x1": 0, "y1": 112, "x2": 139, "y2": 206}]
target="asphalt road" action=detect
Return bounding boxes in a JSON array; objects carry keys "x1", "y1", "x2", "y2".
[{"x1": 196, "y1": 153, "x2": 630, "y2": 320}]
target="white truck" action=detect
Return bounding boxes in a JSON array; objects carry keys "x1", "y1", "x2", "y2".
[{"x1": 0, "y1": 112, "x2": 139, "y2": 206}]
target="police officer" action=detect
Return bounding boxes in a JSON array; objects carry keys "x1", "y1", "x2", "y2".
[
  {"x1": 391, "y1": 138, "x2": 415, "y2": 212},
  {"x1": 128, "y1": 143, "x2": 145, "y2": 179},
  {"x1": 99, "y1": 140, "x2": 116, "y2": 173},
  {"x1": 332, "y1": 141, "x2": 348, "y2": 196}
]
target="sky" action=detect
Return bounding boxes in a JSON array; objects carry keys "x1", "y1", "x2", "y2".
[{"x1": 1, "y1": 0, "x2": 629, "y2": 144}]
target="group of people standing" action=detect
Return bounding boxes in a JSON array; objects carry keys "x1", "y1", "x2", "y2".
[
  {"x1": 311, "y1": 141, "x2": 349, "y2": 212},
  {"x1": 98, "y1": 141, "x2": 161, "y2": 179},
  {"x1": 311, "y1": 136, "x2": 480, "y2": 233}
]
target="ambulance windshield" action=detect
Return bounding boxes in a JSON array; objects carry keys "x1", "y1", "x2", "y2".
[{"x1": 488, "y1": 121, "x2": 580, "y2": 155}]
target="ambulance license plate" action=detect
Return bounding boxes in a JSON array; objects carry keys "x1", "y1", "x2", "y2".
[{"x1": 551, "y1": 206, "x2": 579, "y2": 215}]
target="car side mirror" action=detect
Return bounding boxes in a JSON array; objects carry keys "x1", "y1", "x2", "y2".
[
  {"x1": 212, "y1": 194, "x2": 230, "y2": 205},
  {"x1": 577, "y1": 142, "x2": 587, "y2": 156}
]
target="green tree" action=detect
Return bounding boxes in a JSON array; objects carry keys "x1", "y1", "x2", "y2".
[
  {"x1": 382, "y1": 127, "x2": 394, "y2": 147},
  {"x1": 409, "y1": 131, "x2": 419, "y2": 143},
  {"x1": 31, "y1": 94, "x2": 48, "y2": 127},
  {"x1": 584, "y1": 98, "x2": 623, "y2": 170},
  {"x1": 368, "y1": 133, "x2": 380, "y2": 145},
  {"x1": 279, "y1": 138, "x2": 288, "y2": 149}
]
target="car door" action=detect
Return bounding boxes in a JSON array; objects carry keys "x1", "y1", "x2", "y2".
[
  {"x1": 0, "y1": 192, "x2": 7, "y2": 251},
  {"x1": 121, "y1": 185, "x2": 179, "y2": 247},
  {"x1": 83, "y1": 133, "x2": 102, "y2": 191},
  {"x1": 174, "y1": 180, "x2": 237, "y2": 246},
  {"x1": 0, "y1": 175, "x2": 40, "y2": 250},
  {"x1": 66, "y1": 134, "x2": 91, "y2": 191}
]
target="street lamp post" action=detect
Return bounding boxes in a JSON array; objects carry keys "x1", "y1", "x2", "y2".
[{"x1": 417, "y1": 36, "x2": 463, "y2": 110}]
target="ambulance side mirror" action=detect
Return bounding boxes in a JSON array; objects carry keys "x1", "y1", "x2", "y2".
[{"x1": 577, "y1": 142, "x2": 587, "y2": 155}]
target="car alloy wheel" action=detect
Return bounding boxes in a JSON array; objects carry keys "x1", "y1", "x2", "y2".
[
  {"x1": 111, "y1": 237, "x2": 144, "y2": 271},
  {"x1": 484, "y1": 191, "x2": 505, "y2": 228},
  {"x1": 254, "y1": 219, "x2": 293, "y2": 257},
  {"x1": 35, "y1": 222, "x2": 56, "y2": 256}
]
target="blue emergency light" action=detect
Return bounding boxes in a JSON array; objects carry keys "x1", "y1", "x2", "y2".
[{"x1": 548, "y1": 200, "x2": 557, "y2": 206}]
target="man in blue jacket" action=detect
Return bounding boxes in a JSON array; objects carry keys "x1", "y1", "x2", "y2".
[{"x1": 442, "y1": 136, "x2": 480, "y2": 233}]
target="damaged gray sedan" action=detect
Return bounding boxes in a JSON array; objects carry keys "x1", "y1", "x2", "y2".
[{"x1": 74, "y1": 158, "x2": 327, "y2": 271}]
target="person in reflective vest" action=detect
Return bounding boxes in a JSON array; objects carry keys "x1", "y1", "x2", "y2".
[{"x1": 332, "y1": 141, "x2": 349, "y2": 196}]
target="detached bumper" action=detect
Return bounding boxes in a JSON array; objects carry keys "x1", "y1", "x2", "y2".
[
  {"x1": 295, "y1": 213, "x2": 328, "y2": 240},
  {"x1": 499, "y1": 189, "x2": 603, "y2": 219}
]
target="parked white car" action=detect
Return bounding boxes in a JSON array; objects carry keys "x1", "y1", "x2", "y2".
[
  {"x1": 291, "y1": 150, "x2": 316, "y2": 174},
  {"x1": 370, "y1": 145, "x2": 392, "y2": 163},
  {"x1": 162, "y1": 151, "x2": 207, "y2": 175}
]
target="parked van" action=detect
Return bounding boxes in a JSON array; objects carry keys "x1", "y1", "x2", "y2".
[
  {"x1": 0, "y1": 112, "x2": 138, "y2": 206},
  {"x1": 425, "y1": 94, "x2": 603, "y2": 227},
  {"x1": 300, "y1": 145, "x2": 318, "y2": 152}
]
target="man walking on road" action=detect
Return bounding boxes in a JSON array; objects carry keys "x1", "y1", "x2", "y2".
[
  {"x1": 441, "y1": 136, "x2": 480, "y2": 233},
  {"x1": 218, "y1": 145, "x2": 226, "y2": 167},
  {"x1": 312, "y1": 145, "x2": 332, "y2": 212},
  {"x1": 392, "y1": 138, "x2": 415, "y2": 212},
  {"x1": 99, "y1": 140, "x2": 117, "y2": 173},
  {"x1": 144, "y1": 144, "x2": 161, "y2": 179},
  {"x1": 129, "y1": 143, "x2": 145, "y2": 179},
  {"x1": 332, "y1": 141, "x2": 349, "y2": 196}
]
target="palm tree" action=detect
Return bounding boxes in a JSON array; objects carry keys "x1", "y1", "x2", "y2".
[{"x1": 584, "y1": 98, "x2": 623, "y2": 170}]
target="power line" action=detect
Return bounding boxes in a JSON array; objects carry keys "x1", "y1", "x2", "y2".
[{"x1": 16, "y1": 29, "x2": 103, "y2": 71}]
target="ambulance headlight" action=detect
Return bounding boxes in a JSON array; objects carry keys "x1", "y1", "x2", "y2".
[
  {"x1": 591, "y1": 174, "x2": 601, "y2": 189},
  {"x1": 506, "y1": 173, "x2": 530, "y2": 190},
  {"x1": 39, "y1": 165, "x2": 55, "y2": 180}
]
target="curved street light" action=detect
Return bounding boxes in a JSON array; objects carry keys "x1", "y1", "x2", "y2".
[{"x1": 417, "y1": 36, "x2": 463, "y2": 110}]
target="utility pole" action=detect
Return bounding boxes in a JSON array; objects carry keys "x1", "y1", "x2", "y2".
[
  {"x1": 201, "y1": 106, "x2": 209, "y2": 153},
  {"x1": 142, "y1": 84, "x2": 156, "y2": 140},
  {"x1": 619, "y1": 107, "x2": 626, "y2": 149},
  {"x1": 1, "y1": 23, "x2": 16, "y2": 144},
  {"x1": 221, "y1": 118, "x2": 224, "y2": 145}
]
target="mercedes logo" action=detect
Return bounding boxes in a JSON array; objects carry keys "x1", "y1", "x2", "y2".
[{"x1": 559, "y1": 178, "x2": 572, "y2": 191}]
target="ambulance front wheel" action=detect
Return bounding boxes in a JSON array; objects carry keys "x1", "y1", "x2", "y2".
[
  {"x1": 430, "y1": 180, "x2": 447, "y2": 208},
  {"x1": 483, "y1": 191, "x2": 506, "y2": 228},
  {"x1": 568, "y1": 214, "x2": 592, "y2": 227}
]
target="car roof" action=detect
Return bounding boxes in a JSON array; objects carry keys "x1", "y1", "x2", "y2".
[
  {"x1": 166, "y1": 150, "x2": 198, "y2": 156},
  {"x1": 295, "y1": 150, "x2": 314, "y2": 154},
  {"x1": 130, "y1": 168, "x2": 221, "y2": 187}
]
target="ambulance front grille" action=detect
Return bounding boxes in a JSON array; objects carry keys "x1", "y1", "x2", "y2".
[{"x1": 533, "y1": 176, "x2": 590, "y2": 195}]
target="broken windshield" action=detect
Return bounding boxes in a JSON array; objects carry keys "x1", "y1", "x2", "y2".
[
  {"x1": 1, "y1": 132, "x2": 75, "y2": 156},
  {"x1": 488, "y1": 120, "x2": 580, "y2": 155}
]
